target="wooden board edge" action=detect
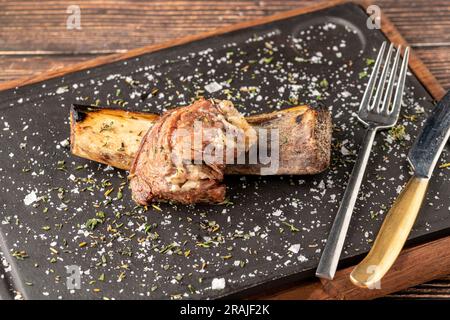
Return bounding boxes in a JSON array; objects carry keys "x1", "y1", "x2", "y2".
[
  {"x1": 256, "y1": 236, "x2": 450, "y2": 300},
  {"x1": 0, "y1": 0, "x2": 346, "y2": 92}
]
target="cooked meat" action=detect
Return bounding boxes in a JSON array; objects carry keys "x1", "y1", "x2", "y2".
[
  {"x1": 70, "y1": 103, "x2": 332, "y2": 175},
  {"x1": 129, "y1": 99, "x2": 257, "y2": 205}
]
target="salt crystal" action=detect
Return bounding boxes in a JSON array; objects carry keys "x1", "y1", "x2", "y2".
[
  {"x1": 56, "y1": 87, "x2": 69, "y2": 95},
  {"x1": 318, "y1": 180, "x2": 325, "y2": 190},
  {"x1": 288, "y1": 244, "x2": 300, "y2": 254},
  {"x1": 341, "y1": 91, "x2": 351, "y2": 98},
  {"x1": 204, "y1": 81, "x2": 222, "y2": 93},
  {"x1": 211, "y1": 278, "x2": 226, "y2": 290},
  {"x1": 60, "y1": 139, "x2": 70, "y2": 148},
  {"x1": 24, "y1": 191, "x2": 38, "y2": 206},
  {"x1": 341, "y1": 146, "x2": 351, "y2": 156},
  {"x1": 272, "y1": 209, "x2": 282, "y2": 217}
]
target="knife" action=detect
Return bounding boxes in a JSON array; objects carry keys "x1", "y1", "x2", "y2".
[{"x1": 350, "y1": 90, "x2": 450, "y2": 288}]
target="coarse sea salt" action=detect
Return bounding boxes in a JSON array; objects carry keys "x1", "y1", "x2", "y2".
[
  {"x1": 288, "y1": 244, "x2": 300, "y2": 254},
  {"x1": 341, "y1": 91, "x2": 351, "y2": 98},
  {"x1": 272, "y1": 209, "x2": 282, "y2": 217},
  {"x1": 211, "y1": 278, "x2": 226, "y2": 290},
  {"x1": 24, "y1": 191, "x2": 38, "y2": 206},
  {"x1": 56, "y1": 87, "x2": 69, "y2": 95},
  {"x1": 341, "y1": 145, "x2": 351, "y2": 156},
  {"x1": 60, "y1": 139, "x2": 70, "y2": 148},
  {"x1": 204, "y1": 81, "x2": 222, "y2": 93}
]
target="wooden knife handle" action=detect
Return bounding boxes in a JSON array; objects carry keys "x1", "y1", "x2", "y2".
[{"x1": 350, "y1": 176, "x2": 429, "y2": 288}]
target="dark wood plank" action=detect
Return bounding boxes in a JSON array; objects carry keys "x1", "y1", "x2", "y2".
[
  {"x1": 381, "y1": 0, "x2": 450, "y2": 46},
  {"x1": 0, "y1": 55, "x2": 92, "y2": 83},
  {"x1": 0, "y1": 0, "x2": 448, "y2": 53},
  {"x1": 414, "y1": 48, "x2": 450, "y2": 90},
  {"x1": 0, "y1": 0, "x2": 311, "y2": 53}
]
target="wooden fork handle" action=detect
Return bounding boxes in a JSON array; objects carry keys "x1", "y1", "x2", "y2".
[{"x1": 350, "y1": 175, "x2": 429, "y2": 288}]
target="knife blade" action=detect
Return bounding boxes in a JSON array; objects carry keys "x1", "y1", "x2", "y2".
[
  {"x1": 408, "y1": 90, "x2": 450, "y2": 178},
  {"x1": 350, "y1": 90, "x2": 450, "y2": 289}
]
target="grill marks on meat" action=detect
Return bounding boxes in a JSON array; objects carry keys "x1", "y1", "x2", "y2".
[{"x1": 129, "y1": 99, "x2": 256, "y2": 205}]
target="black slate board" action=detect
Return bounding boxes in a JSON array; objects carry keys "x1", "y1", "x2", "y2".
[{"x1": 0, "y1": 2, "x2": 449, "y2": 300}]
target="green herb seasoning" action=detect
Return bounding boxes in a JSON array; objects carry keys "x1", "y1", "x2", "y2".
[
  {"x1": 389, "y1": 125, "x2": 407, "y2": 141},
  {"x1": 282, "y1": 221, "x2": 300, "y2": 232}
]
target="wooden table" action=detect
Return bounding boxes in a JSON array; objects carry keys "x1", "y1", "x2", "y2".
[{"x1": 0, "y1": 0, "x2": 449, "y2": 299}]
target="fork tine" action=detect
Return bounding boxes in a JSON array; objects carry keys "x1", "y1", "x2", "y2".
[
  {"x1": 370, "y1": 43, "x2": 394, "y2": 111},
  {"x1": 380, "y1": 45, "x2": 401, "y2": 114},
  {"x1": 358, "y1": 41, "x2": 386, "y2": 112},
  {"x1": 389, "y1": 46, "x2": 410, "y2": 116}
]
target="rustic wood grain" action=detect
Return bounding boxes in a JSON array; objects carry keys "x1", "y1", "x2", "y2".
[
  {"x1": 0, "y1": 0, "x2": 449, "y2": 299},
  {"x1": 0, "y1": 55, "x2": 92, "y2": 83},
  {"x1": 415, "y1": 48, "x2": 450, "y2": 89}
]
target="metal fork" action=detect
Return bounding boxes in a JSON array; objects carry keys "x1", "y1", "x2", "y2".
[{"x1": 316, "y1": 42, "x2": 410, "y2": 280}]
